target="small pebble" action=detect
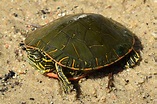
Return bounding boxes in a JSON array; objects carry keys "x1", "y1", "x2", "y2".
[
  {"x1": 151, "y1": 32, "x2": 157, "y2": 39},
  {"x1": 154, "y1": 55, "x2": 157, "y2": 62},
  {"x1": 144, "y1": 59, "x2": 148, "y2": 63},
  {"x1": 29, "y1": 98, "x2": 35, "y2": 100}
]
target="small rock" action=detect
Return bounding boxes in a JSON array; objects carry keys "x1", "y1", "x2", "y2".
[
  {"x1": 151, "y1": 31, "x2": 157, "y2": 39},
  {"x1": 154, "y1": 55, "x2": 157, "y2": 62},
  {"x1": 29, "y1": 98, "x2": 35, "y2": 100},
  {"x1": 144, "y1": 59, "x2": 148, "y2": 63}
]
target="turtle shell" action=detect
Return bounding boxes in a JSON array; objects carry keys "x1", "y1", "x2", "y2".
[{"x1": 25, "y1": 13, "x2": 134, "y2": 71}]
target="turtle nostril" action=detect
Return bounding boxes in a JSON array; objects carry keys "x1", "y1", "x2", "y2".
[
  {"x1": 19, "y1": 42, "x2": 24, "y2": 46},
  {"x1": 19, "y1": 41, "x2": 26, "y2": 50},
  {"x1": 22, "y1": 47, "x2": 26, "y2": 50}
]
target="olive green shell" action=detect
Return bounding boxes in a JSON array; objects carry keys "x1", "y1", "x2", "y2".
[{"x1": 25, "y1": 13, "x2": 134, "y2": 70}]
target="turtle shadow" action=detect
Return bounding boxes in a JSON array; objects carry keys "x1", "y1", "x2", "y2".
[{"x1": 72, "y1": 34, "x2": 143, "y2": 98}]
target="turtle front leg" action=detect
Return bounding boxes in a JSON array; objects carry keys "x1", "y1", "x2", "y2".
[{"x1": 55, "y1": 63, "x2": 73, "y2": 93}]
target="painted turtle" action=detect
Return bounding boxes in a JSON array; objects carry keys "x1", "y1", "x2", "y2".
[{"x1": 24, "y1": 13, "x2": 139, "y2": 93}]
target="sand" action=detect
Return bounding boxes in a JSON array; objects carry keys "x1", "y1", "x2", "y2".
[{"x1": 0, "y1": 0, "x2": 157, "y2": 104}]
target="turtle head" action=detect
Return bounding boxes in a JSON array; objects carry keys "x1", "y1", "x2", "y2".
[
  {"x1": 26, "y1": 49, "x2": 42, "y2": 63},
  {"x1": 26, "y1": 48, "x2": 55, "y2": 74}
]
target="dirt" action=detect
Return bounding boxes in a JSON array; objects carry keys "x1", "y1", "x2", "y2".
[{"x1": 0, "y1": 0, "x2": 157, "y2": 104}]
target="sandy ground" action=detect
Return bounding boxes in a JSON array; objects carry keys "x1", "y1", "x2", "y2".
[{"x1": 0, "y1": 0, "x2": 157, "y2": 104}]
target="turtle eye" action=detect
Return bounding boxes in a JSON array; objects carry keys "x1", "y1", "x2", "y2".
[
  {"x1": 32, "y1": 53, "x2": 41, "y2": 60},
  {"x1": 31, "y1": 51, "x2": 42, "y2": 60},
  {"x1": 27, "y1": 49, "x2": 42, "y2": 62}
]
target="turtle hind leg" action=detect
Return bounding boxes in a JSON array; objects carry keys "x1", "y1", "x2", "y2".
[
  {"x1": 55, "y1": 63, "x2": 73, "y2": 93},
  {"x1": 125, "y1": 49, "x2": 140, "y2": 68}
]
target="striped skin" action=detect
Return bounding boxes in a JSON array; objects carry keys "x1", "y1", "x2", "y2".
[
  {"x1": 55, "y1": 63, "x2": 73, "y2": 93},
  {"x1": 26, "y1": 47, "x2": 55, "y2": 74}
]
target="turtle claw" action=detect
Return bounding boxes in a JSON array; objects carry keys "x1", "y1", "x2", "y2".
[{"x1": 63, "y1": 84, "x2": 73, "y2": 94}]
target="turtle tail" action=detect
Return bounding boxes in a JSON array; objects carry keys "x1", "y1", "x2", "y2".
[{"x1": 125, "y1": 49, "x2": 140, "y2": 68}]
